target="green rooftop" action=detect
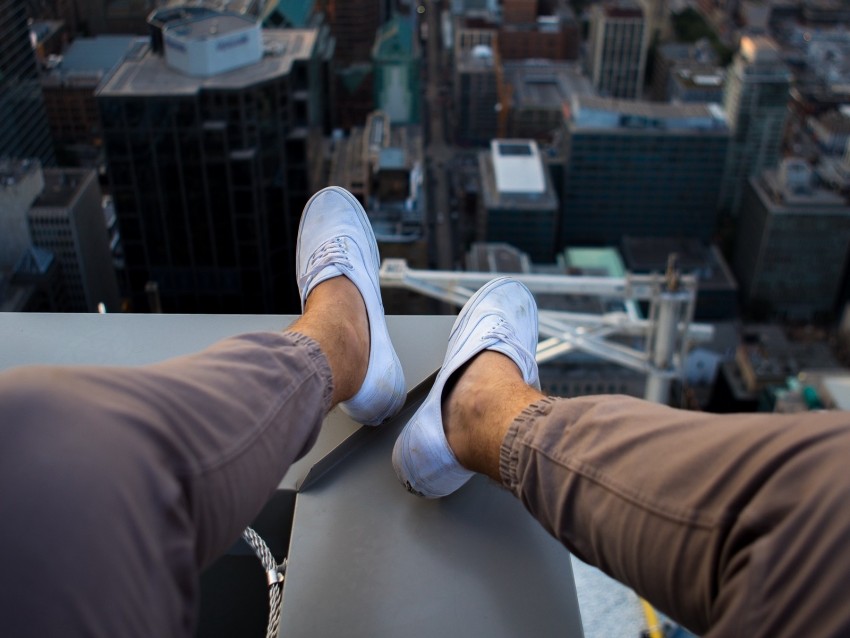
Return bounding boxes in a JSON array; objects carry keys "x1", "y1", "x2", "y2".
[{"x1": 561, "y1": 247, "x2": 626, "y2": 277}]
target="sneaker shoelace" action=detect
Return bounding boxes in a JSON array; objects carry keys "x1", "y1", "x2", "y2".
[
  {"x1": 482, "y1": 317, "x2": 538, "y2": 380},
  {"x1": 298, "y1": 237, "x2": 353, "y2": 298}
]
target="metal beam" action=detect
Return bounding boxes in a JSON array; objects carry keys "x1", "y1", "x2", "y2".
[{"x1": 379, "y1": 258, "x2": 714, "y2": 403}]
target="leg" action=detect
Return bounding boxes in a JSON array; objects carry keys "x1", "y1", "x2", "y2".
[
  {"x1": 396, "y1": 276, "x2": 850, "y2": 637},
  {"x1": 0, "y1": 281, "x2": 363, "y2": 636},
  {"x1": 445, "y1": 356, "x2": 850, "y2": 638},
  {"x1": 0, "y1": 186, "x2": 402, "y2": 637}
]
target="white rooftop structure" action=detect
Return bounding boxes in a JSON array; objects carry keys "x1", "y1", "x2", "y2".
[
  {"x1": 490, "y1": 140, "x2": 546, "y2": 194},
  {"x1": 98, "y1": 28, "x2": 317, "y2": 96},
  {"x1": 163, "y1": 13, "x2": 262, "y2": 77}
]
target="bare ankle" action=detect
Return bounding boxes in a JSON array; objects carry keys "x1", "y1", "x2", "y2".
[
  {"x1": 442, "y1": 352, "x2": 543, "y2": 480},
  {"x1": 288, "y1": 276, "x2": 370, "y2": 405}
]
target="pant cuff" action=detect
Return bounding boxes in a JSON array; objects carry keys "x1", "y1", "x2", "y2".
[
  {"x1": 283, "y1": 331, "x2": 335, "y2": 415},
  {"x1": 499, "y1": 396, "x2": 559, "y2": 491}
]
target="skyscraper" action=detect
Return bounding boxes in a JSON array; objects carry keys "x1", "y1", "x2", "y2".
[
  {"x1": 97, "y1": 12, "x2": 330, "y2": 313},
  {"x1": 0, "y1": 0, "x2": 55, "y2": 165},
  {"x1": 719, "y1": 36, "x2": 791, "y2": 215},
  {"x1": 0, "y1": 159, "x2": 44, "y2": 272},
  {"x1": 373, "y1": 15, "x2": 421, "y2": 125},
  {"x1": 28, "y1": 168, "x2": 121, "y2": 312},
  {"x1": 586, "y1": 0, "x2": 648, "y2": 99},
  {"x1": 478, "y1": 139, "x2": 559, "y2": 262},
  {"x1": 322, "y1": 0, "x2": 384, "y2": 130},
  {"x1": 454, "y1": 29, "x2": 502, "y2": 145},
  {"x1": 734, "y1": 159, "x2": 850, "y2": 319},
  {"x1": 559, "y1": 95, "x2": 729, "y2": 246}
]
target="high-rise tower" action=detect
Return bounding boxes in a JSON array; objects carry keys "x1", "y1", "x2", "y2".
[
  {"x1": 0, "y1": 0, "x2": 55, "y2": 165},
  {"x1": 719, "y1": 36, "x2": 791, "y2": 215},
  {"x1": 97, "y1": 10, "x2": 330, "y2": 313},
  {"x1": 586, "y1": 0, "x2": 648, "y2": 99}
]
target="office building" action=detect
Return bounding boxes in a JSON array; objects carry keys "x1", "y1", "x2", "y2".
[
  {"x1": 328, "y1": 110, "x2": 430, "y2": 314},
  {"x1": 478, "y1": 139, "x2": 559, "y2": 262},
  {"x1": 97, "y1": 11, "x2": 330, "y2": 313},
  {"x1": 560, "y1": 95, "x2": 729, "y2": 246},
  {"x1": 321, "y1": 0, "x2": 384, "y2": 130},
  {"x1": 0, "y1": 160, "x2": 45, "y2": 273},
  {"x1": 321, "y1": 0, "x2": 382, "y2": 63},
  {"x1": 734, "y1": 159, "x2": 850, "y2": 320},
  {"x1": 650, "y1": 40, "x2": 723, "y2": 104},
  {"x1": 499, "y1": 1, "x2": 581, "y2": 62},
  {"x1": 7, "y1": 247, "x2": 66, "y2": 311},
  {"x1": 808, "y1": 107, "x2": 850, "y2": 156},
  {"x1": 0, "y1": 0, "x2": 55, "y2": 166},
  {"x1": 455, "y1": 29, "x2": 503, "y2": 145},
  {"x1": 328, "y1": 111, "x2": 426, "y2": 243},
  {"x1": 502, "y1": 60, "x2": 594, "y2": 142},
  {"x1": 373, "y1": 16, "x2": 421, "y2": 125},
  {"x1": 719, "y1": 36, "x2": 791, "y2": 214},
  {"x1": 586, "y1": 0, "x2": 648, "y2": 99},
  {"x1": 637, "y1": 0, "x2": 670, "y2": 43},
  {"x1": 668, "y1": 65, "x2": 725, "y2": 104},
  {"x1": 42, "y1": 36, "x2": 143, "y2": 166},
  {"x1": 28, "y1": 168, "x2": 121, "y2": 312}
]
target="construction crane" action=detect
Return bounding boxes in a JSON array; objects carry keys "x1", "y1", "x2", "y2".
[{"x1": 379, "y1": 256, "x2": 714, "y2": 405}]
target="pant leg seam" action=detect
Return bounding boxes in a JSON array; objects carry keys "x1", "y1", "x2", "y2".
[
  {"x1": 175, "y1": 333, "x2": 331, "y2": 478},
  {"x1": 528, "y1": 443, "x2": 731, "y2": 530}
]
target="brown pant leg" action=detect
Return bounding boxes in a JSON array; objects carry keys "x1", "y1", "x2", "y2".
[
  {"x1": 500, "y1": 395, "x2": 850, "y2": 638},
  {"x1": 0, "y1": 331, "x2": 331, "y2": 638}
]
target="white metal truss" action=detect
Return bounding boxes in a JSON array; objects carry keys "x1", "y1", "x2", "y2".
[{"x1": 379, "y1": 258, "x2": 715, "y2": 404}]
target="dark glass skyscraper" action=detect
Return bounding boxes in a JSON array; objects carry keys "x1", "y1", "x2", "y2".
[
  {"x1": 97, "y1": 15, "x2": 330, "y2": 313},
  {"x1": 0, "y1": 0, "x2": 55, "y2": 164},
  {"x1": 560, "y1": 96, "x2": 730, "y2": 247}
]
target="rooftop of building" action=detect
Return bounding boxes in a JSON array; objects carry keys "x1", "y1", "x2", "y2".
[
  {"x1": 97, "y1": 28, "x2": 317, "y2": 96},
  {"x1": 15, "y1": 246, "x2": 55, "y2": 276},
  {"x1": 811, "y1": 106, "x2": 850, "y2": 133},
  {"x1": 620, "y1": 237, "x2": 738, "y2": 291},
  {"x1": 491, "y1": 140, "x2": 545, "y2": 194},
  {"x1": 167, "y1": 12, "x2": 254, "y2": 39},
  {"x1": 503, "y1": 60, "x2": 594, "y2": 108},
  {"x1": 479, "y1": 140, "x2": 559, "y2": 210},
  {"x1": 734, "y1": 324, "x2": 843, "y2": 394},
  {"x1": 31, "y1": 168, "x2": 94, "y2": 209},
  {"x1": 0, "y1": 159, "x2": 42, "y2": 189},
  {"x1": 562, "y1": 247, "x2": 626, "y2": 277},
  {"x1": 43, "y1": 36, "x2": 144, "y2": 86},
  {"x1": 595, "y1": 0, "x2": 644, "y2": 19},
  {"x1": 658, "y1": 39, "x2": 718, "y2": 64},
  {"x1": 155, "y1": 0, "x2": 262, "y2": 20},
  {"x1": 565, "y1": 95, "x2": 728, "y2": 132},
  {"x1": 455, "y1": 27, "x2": 499, "y2": 69},
  {"x1": 373, "y1": 15, "x2": 419, "y2": 61},
  {"x1": 672, "y1": 64, "x2": 726, "y2": 90},
  {"x1": 740, "y1": 35, "x2": 781, "y2": 63},
  {"x1": 754, "y1": 162, "x2": 850, "y2": 211}
]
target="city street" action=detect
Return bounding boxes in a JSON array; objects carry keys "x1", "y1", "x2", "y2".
[{"x1": 423, "y1": 0, "x2": 457, "y2": 271}]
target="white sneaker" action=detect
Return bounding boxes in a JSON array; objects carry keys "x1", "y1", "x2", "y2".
[
  {"x1": 296, "y1": 186, "x2": 406, "y2": 425},
  {"x1": 392, "y1": 277, "x2": 539, "y2": 498}
]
